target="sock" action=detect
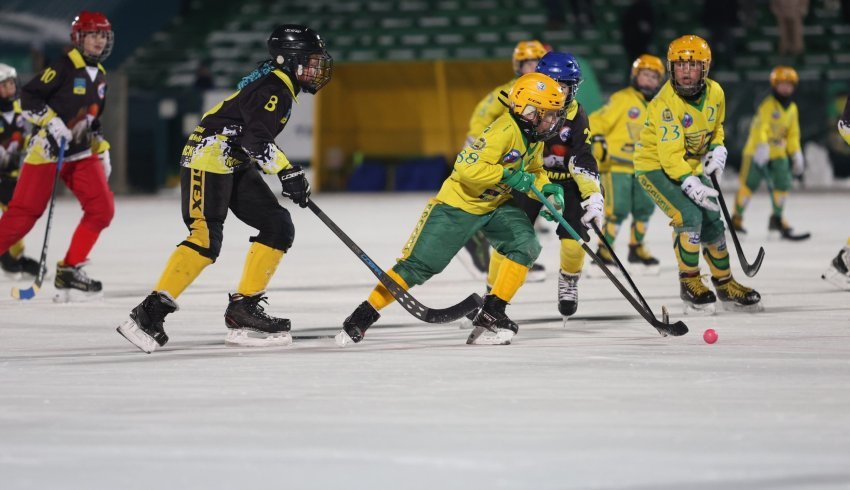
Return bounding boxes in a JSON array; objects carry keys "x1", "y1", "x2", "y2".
[
  {"x1": 367, "y1": 269, "x2": 409, "y2": 311},
  {"x1": 560, "y1": 239, "x2": 585, "y2": 274},
  {"x1": 735, "y1": 186, "x2": 752, "y2": 216},
  {"x1": 630, "y1": 220, "x2": 647, "y2": 246},
  {"x1": 603, "y1": 220, "x2": 620, "y2": 246},
  {"x1": 490, "y1": 257, "x2": 529, "y2": 302},
  {"x1": 154, "y1": 245, "x2": 213, "y2": 299},
  {"x1": 702, "y1": 237, "x2": 731, "y2": 280},
  {"x1": 8, "y1": 240, "x2": 24, "y2": 259},
  {"x1": 487, "y1": 251, "x2": 505, "y2": 288},
  {"x1": 237, "y1": 242, "x2": 285, "y2": 296},
  {"x1": 771, "y1": 190, "x2": 787, "y2": 217},
  {"x1": 673, "y1": 230, "x2": 701, "y2": 274}
]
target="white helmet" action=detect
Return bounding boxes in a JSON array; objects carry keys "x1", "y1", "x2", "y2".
[{"x1": 0, "y1": 63, "x2": 17, "y2": 83}]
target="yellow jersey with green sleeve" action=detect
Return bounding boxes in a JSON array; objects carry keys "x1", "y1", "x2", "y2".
[
  {"x1": 437, "y1": 112, "x2": 550, "y2": 215},
  {"x1": 181, "y1": 69, "x2": 297, "y2": 175},
  {"x1": 633, "y1": 79, "x2": 726, "y2": 182},
  {"x1": 742, "y1": 95, "x2": 800, "y2": 158},
  {"x1": 588, "y1": 86, "x2": 648, "y2": 173},
  {"x1": 466, "y1": 79, "x2": 514, "y2": 142}
]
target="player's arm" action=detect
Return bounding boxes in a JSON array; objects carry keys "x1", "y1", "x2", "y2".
[
  {"x1": 566, "y1": 106, "x2": 602, "y2": 198},
  {"x1": 709, "y1": 89, "x2": 726, "y2": 149},
  {"x1": 240, "y1": 84, "x2": 293, "y2": 175},
  {"x1": 20, "y1": 60, "x2": 66, "y2": 126},
  {"x1": 453, "y1": 131, "x2": 505, "y2": 186}
]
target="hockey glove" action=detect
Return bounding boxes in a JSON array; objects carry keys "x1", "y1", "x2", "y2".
[
  {"x1": 791, "y1": 150, "x2": 805, "y2": 177},
  {"x1": 539, "y1": 183, "x2": 565, "y2": 222},
  {"x1": 752, "y1": 143, "x2": 770, "y2": 167},
  {"x1": 278, "y1": 166, "x2": 311, "y2": 207},
  {"x1": 99, "y1": 150, "x2": 112, "y2": 179},
  {"x1": 702, "y1": 145, "x2": 727, "y2": 177},
  {"x1": 839, "y1": 119, "x2": 850, "y2": 146},
  {"x1": 45, "y1": 117, "x2": 72, "y2": 152},
  {"x1": 580, "y1": 192, "x2": 604, "y2": 230},
  {"x1": 500, "y1": 168, "x2": 535, "y2": 193},
  {"x1": 681, "y1": 175, "x2": 719, "y2": 211}
]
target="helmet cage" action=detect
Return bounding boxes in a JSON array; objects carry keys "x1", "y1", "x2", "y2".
[{"x1": 669, "y1": 59, "x2": 708, "y2": 98}]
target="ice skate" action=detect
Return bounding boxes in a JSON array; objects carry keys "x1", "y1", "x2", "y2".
[
  {"x1": 466, "y1": 294, "x2": 517, "y2": 345},
  {"x1": 224, "y1": 292, "x2": 292, "y2": 347},
  {"x1": 712, "y1": 275, "x2": 763, "y2": 312},
  {"x1": 1, "y1": 252, "x2": 41, "y2": 280},
  {"x1": 53, "y1": 261, "x2": 103, "y2": 303},
  {"x1": 117, "y1": 291, "x2": 178, "y2": 354},
  {"x1": 457, "y1": 286, "x2": 490, "y2": 330},
  {"x1": 456, "y1": 230, "x2": 490, "y2": 280},
  {"x1": 680, "y1": 272, "x2": 717, "y2": 315},
  {"x1": 586, "y1": 245, "x2": 617, "y2": 278},
  {"x1": 558, "y1": 270, "x2": 580, "y2": 324},
  {"x1": 768, "y1": 215, "x2": 810, "y2": 242},
  {"x1": 335, "y1": 301, "x2": 380, "y2": 346},
  {"x1": 822, "y1": 246, "x2": 850, "y2": 291},
  {"x1": 627, "y1": 243, "x2": 661, "y2": 276}
]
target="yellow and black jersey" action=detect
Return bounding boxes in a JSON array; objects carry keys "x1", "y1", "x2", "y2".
[
  {"x1": 466, "y1": 79, "x2": 514, "y2": 142},
  {"x1": 21, "y1": 48, "x2": 108, "y2": 163},
  {"x1": 589, "y1": 86, "x2": 648, "y2": 173},
  {"x1": 742, "y1": 95, "x2": 800, "y2": 158},
  {"x1": 543, "y1": 101, "x2": 601, "y2": 199},
  {"x1": 181, "y1": 69, "x2": 297, "y2": 175},
  {"x1": 634, "y1": 79, "x2": 726, "y2": 181},
  {"x1": 437, "y1": 111, "x2": 550, "y2": 215}
]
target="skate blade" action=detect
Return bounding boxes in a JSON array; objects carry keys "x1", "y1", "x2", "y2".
[
  {"x1": 225, "y1": 329, "x2": 293, "y2": 347},
  {"x1": 116, "y1": 319, "x2": 159, "y2": 354},
  {"x1": 562, "y1": 315, "x2": 570, "y2": 327},
  {"x1": 466, "y1": 326, "x2": 514, "y2": 345},
  {"x1": 719, "y1": 300, "x2": 764, "y2": 313},
  {"x1": 682, "y1": 301, "x2": 716, "y2": 316},
  {"x1": 822, "y1": 266, "x2": 850, "y2": 291},
  {"x1": 53, "y1": 289, "x2": 104, "y2": 304},
  {"x1": 334, "y1": 329, "x2": 359, "y2": 347}
]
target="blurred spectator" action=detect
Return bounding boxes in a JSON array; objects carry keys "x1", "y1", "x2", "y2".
[
  {"x1": 703, "y1": 0, "x2": 739, "y2": 69},
  {"x1": 841, "y1": 0, "x2": 850, "y2": 24},
  {"x1": 621, "y1": 0, "x2": 655, "y2": 80},
  {"x1": 194, "y1": 60, "x2": 214, "y2": 91},
  {"x1": 771, "y1": 0, "x2": 809, "y2": 57}
]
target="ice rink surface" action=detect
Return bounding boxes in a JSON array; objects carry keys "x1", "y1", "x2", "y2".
[{"x1": 1, "y1": 185, "x2": 849, "y2": 489}]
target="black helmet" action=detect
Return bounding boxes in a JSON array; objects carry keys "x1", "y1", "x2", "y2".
[{"x1": 268, "y1": 24, "x2": 333, "y2": 94}]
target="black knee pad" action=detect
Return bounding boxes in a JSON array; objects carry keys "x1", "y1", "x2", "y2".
[{"x1": 252, "y1": 211, "x2": 295, "y2": 252}]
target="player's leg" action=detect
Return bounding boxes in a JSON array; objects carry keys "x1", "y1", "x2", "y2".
[
  {"x1": 628, "y1": 174, "x2": 661, "y2": 274},
  {"x1": 547, "y1": 179, "x2": 588, "y2": 320},
  {"x1": 54, "y1": 155, "x2": 114, "y2": 302},
  {"x1": 594, "y1": 170, "x2": 624, "y2": 268},
  {"x1": 732, "y1": 153, "x2": 763, "y2": 233},
  {"x1": 0, "y1": 162, "x2": 56, "y2": 270},
  {"x1": 117, "y1": 167, "x2": 224, "y2": 353},
  {"x1": 766, "y1": 157, "x2": 807, "y2": 240},
  {"x1": 0, "y1": 176, "x2": 40, "y2": 278}
]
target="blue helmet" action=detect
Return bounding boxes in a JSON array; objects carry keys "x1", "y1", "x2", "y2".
[{"x1": 535, "y1": 52, "x2": 582, "y2": 104}]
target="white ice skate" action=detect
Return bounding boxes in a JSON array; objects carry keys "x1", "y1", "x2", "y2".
[
  {"x1": 117, "y1": 318, "x2": 161, "y2": 354},
  {"x1": 225, "y1": 329, "x2": 292, "y2": 347},
  {"x1": 822, "y1": 246, "x2": 850, "y2": 291}
]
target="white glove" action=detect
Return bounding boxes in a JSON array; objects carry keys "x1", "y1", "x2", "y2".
[
  {"x1": 543, "y1": 154, "x2": 565, "y2": 167},
  {"x1": 752, "y1": 143, "x2": 770, "y2": 167},
  {"x1": 45, "y1": 117, "x2": 71, "y2": 150},
  {"x1": 839, "y1": 120, "x2": 850, "y2": 145},
  {"x1": 791, "y1": 150, "x2": 804, "y2": 177},
  {"x1": 580, "y1": 192, "x2": 604, "y2": 230},
  {"x1": 681, "y1": 175, "x2": 720, "y2": 211},
  {"x1": 99, "y1": 150, "x2": 112, "y2": 179},
  {"x1": 701, "y1": 145, "x2": 727, "y2": 177}
]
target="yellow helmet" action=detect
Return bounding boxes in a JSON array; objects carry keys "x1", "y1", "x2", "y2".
[
  {"x1": 512, "y1": 40, "x2": 548, "y2": 76},
  {"x1": 667, "y1": 35, "x2": 711, "y2": 98},
  {"x1": 631, "y1": 54, "x2": 665, "y2": 79},
  {"x1": 508, "y1": 72, "x2": 567, "y2": 142},
  {"x1": 770, "y1": 66, "x2": 799, "y2": 88}
]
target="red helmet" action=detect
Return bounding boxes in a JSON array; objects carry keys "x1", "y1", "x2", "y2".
[{"x1": 71, "y1": 11, "x2": 114, "y2": 63}]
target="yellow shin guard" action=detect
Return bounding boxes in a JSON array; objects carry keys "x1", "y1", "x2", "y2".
[
  {"x1": 237, "y1": 242, "x2": 285, "y2": 296},
  {"x1": 367, "y1": 269, "x2": 410, "y2": 311},
  {"x1": 490, "y1": 258, "x2": 529, "y2": 303},
  {"x1": 560, "y1": 239, "x2": 585, "y2": 274},
  {"x1": 487, "y1": 251, "x2": 506, "y2": 288},
  {"x1": 154, "y1": 245, "x2": 214, "y2": 299}
]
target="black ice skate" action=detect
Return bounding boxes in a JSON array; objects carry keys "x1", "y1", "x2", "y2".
[
  {"x1": 53, "y1": 261, "x2": 103, "y2": 303},
  {"x1": 558, "y1": 271, "x2": 580, "y2": 323},
  {"x1": 458, "y1": 285, "x2": 491, "y2": 330},
  {"x1": 1, "y1": 252, "x2": 40, "y2": 279},
  {"x1": 822, "y1": 246, "x2": 850, "y2": 291},
  {"x1": 586, "y1": 245, "x2": 617, "y2": 278},
  {"x1": 466, "y1": 294, "x2": 518, "y2": 345},
  {"x1": 628, "y1": 243, "x2": 661, "y2": 276},
  {"x1": 526, "y1": 262, "x2": 547, "y2": 283},
  {"x1": 680, "y1": 271, "x2": 717, "y2": 315},
  {"x1": 768, "y1": 215, "x2": 810, "y2": 241},
  {"x1": 732, "y1": 214, "x2": 747, "y2": 234},
  {"x1": 335, "y1": 301, "x2": 381, "y2": 347},
  {"x1": 117, "y1": 291, "x2": 178, "y2": 353},
  {"x1": 712, "y1": 275, "x2": 763, "y2": 312},
  {"x1": 224, "y1": 292, "x2": 292, "y2": 347}
]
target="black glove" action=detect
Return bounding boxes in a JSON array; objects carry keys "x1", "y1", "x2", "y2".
[{"x1": 278, "y1": 166, "x2": 311, "y2": 208}]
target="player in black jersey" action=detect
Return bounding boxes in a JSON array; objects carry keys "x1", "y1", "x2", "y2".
[
  {"x1": 0, "y1": 12, "x2": 115, "y2": 301},
  {"x1": 0, "y1": 63, "x2": 40, "y2": 279},
  {"x1": 118, "y1": 24, "x2": 334, "y2": 353}
]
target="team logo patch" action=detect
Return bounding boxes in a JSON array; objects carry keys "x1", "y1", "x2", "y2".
[
  {"x1": 772, "y1": 111, "x2": 780, "y2": 119},
  {"x1": 558, "y1": 126, "x2": 571, "y2": 142},
  {"x1": 97, "y1": 82, "x2": 106, "y2": 99},
  {"x1": 502, "y1": 149, "x2": 521, "y2": 163},
  {"x1": 73, "y1": 78, "x2": 86, "y2": 95},
  {"x1": 662, "y1": 108, "x2": 674, "y2": 122},
  {"x1": 682, "y1": 113, "x2": 693, "y2": 128},
  {"x1": 536, "y1": 81, "x2": 546, "y2": 90},
  {"x1": 628, "y1": 107, "x2": 640, "y2": 119},
  {"x1": 471, "y1": 137, "x2": 487, "y2": 151}
]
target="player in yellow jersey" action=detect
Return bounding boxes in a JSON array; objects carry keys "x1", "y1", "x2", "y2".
[
  {"x1": 337, "y1": 73, "x2": 568, "y2": 346},
  {"x1": 457, "y1": 40, "x2": 549, "y2": 282},
  {"x1": 824, "y1": 94, "x2": 850, "y2": 290},
  {"x1": 732, "y1": 66, "x2": 809, "y2": 240},
  {"x1": 589, "y1": 54, "x2": 665, "y2": 276},
  {"x1": 634, "y1": 35, "x2": 762, "y2": 314}
]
